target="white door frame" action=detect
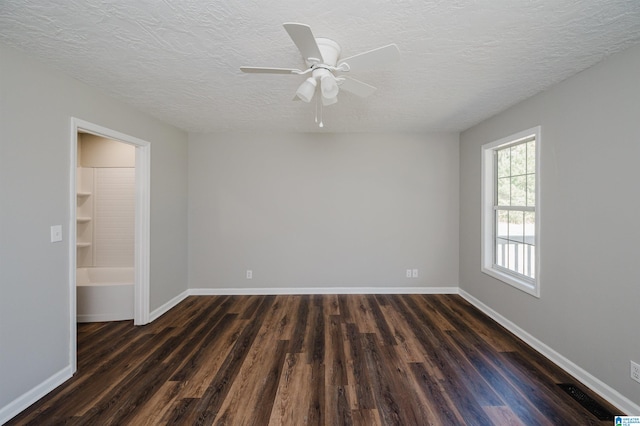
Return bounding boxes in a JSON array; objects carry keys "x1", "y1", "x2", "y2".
[{"x1": 69, "y1": 118, "x2": 151, "y2": 372}]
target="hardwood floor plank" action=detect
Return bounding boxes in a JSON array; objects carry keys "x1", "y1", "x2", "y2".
[
  {"x1": 364, "y1": 294, "x2": 397, "y2": 347},
  {"x1": 444, "y1": 330, "x2": 553, "y2": 426},
  {"x1": 268, "y1": 353, "x2": 313, "y2": 426},
  {"x1": 126, "y1": 381, "x2": 184, "y2": 425},
  {"x1": 238, "y1": 295, "x2": 265, "y2": 320},
  {"x1": 306, "y1": 360, "x2": 326, "y2": 425},
  {"x1": 345, "y1": 294, "x2": 378, "y2": 335},
  {"x1": 344, "y1": 322, "x2": 376, "y2": 410},
  {"x1": 213, "y1": 295, "x2": 297, "y2": 424},
  {"x1": 306, "y1": 295, "x2": 325, "y2": 365},
  {"x1": 214, "y1": 340, "x2": 288, "y2": 425},
  {"x1": 377, "y1": 298, "x2": 431, "y2": 364},
  {"x1": 169, "y1": 312, "x2": 237, "y2": 382},
  {"x1": 337, "y1": 294, "x2": 352, "y2": 323},
  {"x1": 434, "y1": 294, "x2": 517, "y2": 352},
  {"x1": 409, "y1": 361, "x2": 467, "y2": 425},
  {"x1": 168, "y1": 296, "x2": 275, "y2": 425},
  {"x1": 483, "y1": 406, "x2": 527, "y2": 426},
  {"x1": 171, "y1": 314, "x2": 243, "y2": 399},
  {"x1": 7, "y1": 294, "x2": 624, "y2": 426},
  {"x1": 361, "y1": 332, "x2": 429, "y2": 425},
  {"x1": 288, "y1": 294, "x2": 310, "y2": 354},
  {"x1": 78, "y1": 333, "x2": 187, "y2": 425},
  {"x1": 351, "y1": 408, "x2": 382, "y2": 426},
  {"x1": 324, "y1": 293, "x2": 341, "y2": 316},
  {"x1": 326, "y1": 314, "x2": 348, "y2": 386},
  {"x1": 386, "y1": 295, "x2": 497, "y2": 424},
  {"x1": 404, "y1": 295, "x2": 506, "y2": 407},
  {"x1": 271, "y1": 295, "x2": 300, "y2": 341},
  {"x1": 326, "y1": 385, "x2": 353, "y2": 426}
]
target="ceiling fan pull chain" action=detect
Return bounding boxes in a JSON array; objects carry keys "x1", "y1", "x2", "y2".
[{"x1": 319, "y1": 100, "x2": 324, "y2": 128}]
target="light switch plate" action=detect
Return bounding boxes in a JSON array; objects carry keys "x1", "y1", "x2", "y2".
[{"x1": 50, "y1": 225, "x2": 63, "y2": 243}]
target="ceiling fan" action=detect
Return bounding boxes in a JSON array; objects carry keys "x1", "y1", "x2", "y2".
[{"x1": 240, "y1": 23, "x2": 400, "y2": 127}]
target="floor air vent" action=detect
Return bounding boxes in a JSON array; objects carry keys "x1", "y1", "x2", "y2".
[{"x1": 557, "y1": 383, "x2": 614, "y2": 421}]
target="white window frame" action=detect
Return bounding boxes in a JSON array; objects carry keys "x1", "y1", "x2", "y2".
[{"x1": 481, "y1": 126, "x2": 541, "y2": 297}]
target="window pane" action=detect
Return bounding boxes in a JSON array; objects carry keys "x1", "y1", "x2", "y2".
[
  {"x1": 527, "y1": 174, "x2": 535, "y2": 206},
  {"x1": 508, "y1": 211, "x2": 524, "y2": 244},
  {"x1": 526, "y1": 140, "x2": 535, "y2": 174},
  {"x1": 524, "y1": 211, "x2": 535, "y2": 246},
  {"x1": 496, "y1": 238, "x2": 509, "y2": 269},
  {"x1": 496, "y1": 210, "x2": 509, "y2": 239},
  {"x1": 510, "y1": 143, "x2": 527, "y2": 176},
  {"x1": 497, "y1": 149, "x2": 510, "y2": 178},
  {"x1": 498, "y1": 177, "x2": 510, "y2": 206},
  {"x1": 527, "y1": 245, "x2": 536, "y2": 279},
  {"x1": 511, "y1": 176, "x2": 526, "y2": 206},
  {"x1": 495, "y1": 210, "x2": 509, "y2": 269}
]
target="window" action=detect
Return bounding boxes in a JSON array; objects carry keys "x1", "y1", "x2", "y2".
[{"x1": 481, "y1": 127, "x2": 540, "y2": 297}]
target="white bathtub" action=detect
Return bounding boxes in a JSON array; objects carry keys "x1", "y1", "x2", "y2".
[{"x1": 76, "y1": 267, "x2": 134, "y2": 322}]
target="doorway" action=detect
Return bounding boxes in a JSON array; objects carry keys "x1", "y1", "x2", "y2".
[{"x1": 69, "y1": 118, "x2": 150, "y2": 373}]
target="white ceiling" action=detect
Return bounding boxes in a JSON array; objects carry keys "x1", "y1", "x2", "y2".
[{"x1": 2, "y1": 1, "x2": 640, "y2": 133}]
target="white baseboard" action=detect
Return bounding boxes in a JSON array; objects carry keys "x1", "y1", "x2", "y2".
[
  {"x1": 148, "y1": 289, "x2": 189, "y2": 322},
  {"x1": 459, "y1": 289, "x2": 640, "y2": 415},
  {"x1": 0, "y1": 365, "x2": 73, "y2": 425},
  {"x1": 77, "y1": 312, "x2": 133, "y2": 323},
  {"x1": 188, "y1": 286, "x2": 459, "y2": 296}
]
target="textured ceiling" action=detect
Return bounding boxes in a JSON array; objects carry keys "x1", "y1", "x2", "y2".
[{"x1": 2, "y1": 1, "x2": 640, "y2": 133}]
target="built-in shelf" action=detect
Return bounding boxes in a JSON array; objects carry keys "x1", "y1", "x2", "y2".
[
  {"x1": 77, "y1": 192, "x2": 92, "y2": 197},
  {"x1": 76, "y1": 242, "x2": 91, "y2": 248},
  {"x1": 77, "y1": 217, "x2": 92, "y2": 223}
]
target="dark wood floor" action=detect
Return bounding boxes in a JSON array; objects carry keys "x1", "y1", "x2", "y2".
[{"x1": 8, "y1": 294, "x2": 620, "y2": 425}]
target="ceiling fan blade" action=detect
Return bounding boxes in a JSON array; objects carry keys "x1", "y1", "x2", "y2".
[
  {"x1": 338, "y1": 44, "x2": 400, "y2": 72},
  {"x1": 240, "y1": 66, "x2": 301, "y2": 74},
  {"x1": 283, "y1": 23, "x2": 324, "y2": 63},
  {"x1": 338, "y1": 77, "x2": 377, "y2": 97}
]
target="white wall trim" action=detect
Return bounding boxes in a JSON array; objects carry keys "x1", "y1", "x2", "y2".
[
  {"x1": 149, "y1": 290, "x2": 190, "y2": 322},
  {"x1": 70, "y1": 118, "x2": 151, "y2": 328},
  {"x1": 188, "y1": 286, "x2": 460, "y2": 296},
  {"x1": 459, "y1": 289, "x2": 640, "y2": 415},
  {"x1": 0, "y1": 366, "x2": 73, "y2": 425},
  {"x1": 77, "y1": 313, "x2": 135, "y2": 323}
]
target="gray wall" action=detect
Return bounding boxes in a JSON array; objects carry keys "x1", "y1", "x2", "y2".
[
  {"x1": 460, "y1": 44, "x2": 640, "y2": 404},
  {"x1": 189, "y1": 132, "x2": 459, "y2": 290},
  {"x1": 0, "y1": 43, "x2": 189, "y2": 411}
]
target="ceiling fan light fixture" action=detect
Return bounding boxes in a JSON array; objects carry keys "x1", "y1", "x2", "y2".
[
  {"x1": 320, "y1": 74, "x2": 339, "y2": 99},
  {"x1": 296, "y1": 77, "x2": 317, "y2": 102},
  {"x1": 322, "y1": 94, "x2": 338, "y2": 106}
]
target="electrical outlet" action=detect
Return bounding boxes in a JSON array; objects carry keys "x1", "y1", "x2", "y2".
[
  {"x1": 631, "y1": 361, "x2": 640, "y2": 384},
  {"x1": 412, "y1": 269, "x2": 419, "y2": 278},
  {"x1": 406, "y1": 269, "x2": 412, "y2": 278},
  {"x1": 246, "y1": 270, "x2": 253, "y2": 279}
]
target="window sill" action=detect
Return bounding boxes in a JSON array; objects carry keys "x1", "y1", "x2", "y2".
[{"x1": 481, "y1": 266, "x2": 540, "y2": 298}]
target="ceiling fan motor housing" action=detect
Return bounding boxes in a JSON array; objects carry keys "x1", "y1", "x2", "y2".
[{"x1": 310, "y1": 38, "x2": 341, "y2": 67}]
